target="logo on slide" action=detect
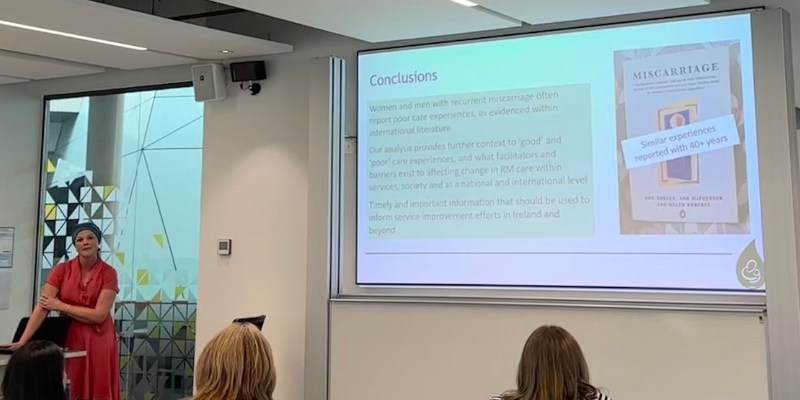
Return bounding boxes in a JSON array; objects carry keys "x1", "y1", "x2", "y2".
[{"x1": 736, "y1": 240, "x2": 764, "y2": 289}]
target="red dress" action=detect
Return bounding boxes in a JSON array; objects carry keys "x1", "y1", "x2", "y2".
[{"x1": 47, "y1": 258, "x2": 122, "y2": 400}]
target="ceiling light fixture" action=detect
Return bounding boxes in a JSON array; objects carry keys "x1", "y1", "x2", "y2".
[
  {"x1": 0, "y1": 19, "x2": 147, "y2": 51},
  {"x1": 450, "y1": 0, "x2": 478, "y2": 7},
  {"x1": 220, "y1": 50, "x2": 234, "y2": 54}
]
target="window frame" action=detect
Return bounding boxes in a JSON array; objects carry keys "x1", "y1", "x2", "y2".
[{"x1": 32, "y1": 81, "x2": 193, "y2": 305}]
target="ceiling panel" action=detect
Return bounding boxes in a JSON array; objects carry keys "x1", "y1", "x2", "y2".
[
  {"x1": 0, "y1": 50, "x2": 104, "y2": 80},
  {"x1": 0, "y1": 0, "x2": 292, "y2": 60},
  {"x1": 0, "y1": 25, "x2": 196, "y2": 70},
  {"x1": 206, "y1": 0, "x2": 521, "y2": 42},
  {"x1": 0, "y1": 75, "x2": 28, "y2": 85},
  {"x1": 476, "y1": 0, "x2": 709, "y2": 25}
]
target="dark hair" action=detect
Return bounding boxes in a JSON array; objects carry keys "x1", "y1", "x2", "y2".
[{"x1": 1, "y1": 341, "x2": 65, "y2": 400}]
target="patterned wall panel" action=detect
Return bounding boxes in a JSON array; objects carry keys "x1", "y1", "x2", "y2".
[
  {"x1": 116, "y1": 301, "x2": 196, "y2": 400},
  {"x1": 41, "y1": 173, "x2": 120, "y2": 282}
]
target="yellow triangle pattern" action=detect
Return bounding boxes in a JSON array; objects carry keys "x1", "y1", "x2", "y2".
[
  {"x1": 146, "y1": 306, "x2": 158, "y2": 321},
  {"x1": 103, "y1": 186, "x2": 115, "y2": 200},
  {"x1": 136, "y1": 269, "x2": 149, "y2": 285},
  {"x1": 46, "y1": 159, "x2": 56, "y2": 173},
  {"x1": 154, "y1": 234, "x2": 164, "y2": 248},
  {"x1": 175, "y1": 285, "x2": 186, "y2": 300},
  {"x1": 151, "y1": 289, "x2": 165, "y2": 302},
  {"x1": 115, "y1": 252, "x2": 126, "y2": 265},
  {"x1": 45, "y1": 204, "x2": 56, "y2": 220}
]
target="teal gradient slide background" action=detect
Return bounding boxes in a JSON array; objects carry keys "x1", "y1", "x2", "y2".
[{"x1": 356, "y1": 14, "x2": 764, "y2": 292}]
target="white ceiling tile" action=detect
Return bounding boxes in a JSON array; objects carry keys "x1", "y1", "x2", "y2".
[
  {"x1": 206, "y1": 0, "x2": 520, "y2": 42},
  {"x1": 0, "y1": 0, "x2": 292, "y2": 60},
  {"x1": 0, "y1": 75, "x2": 28, "y2": 85},
  {"x1": 0, "y1": 0, "x2": 293, "y2": 80},
  {"x1": 0, "y1": 25, "x2": 196, "y2": 70},
  {"x1": 0, "y1": 50, "x2": 104, "y2": 80}
]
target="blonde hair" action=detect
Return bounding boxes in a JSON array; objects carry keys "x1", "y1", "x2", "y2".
[
  {"x1": 502, "y1": 325, "x2": 599, "y2": 400},
  {"x1": 194, "y1": 323, "x2": 276, "y2": 400}
]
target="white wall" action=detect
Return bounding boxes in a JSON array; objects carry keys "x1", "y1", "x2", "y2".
[
  {"x1": 0, "y1": 85, "x2": 42, "y2": 340},
  {"x1": 194, "y1": 17, "x2": 362, "y2": 400},
  {"x1": 330, "y1": 303, "x2": 768, "y2": 400},
  {"x1": 196, "y1": 57, "x2": 313, "y2": 399}
]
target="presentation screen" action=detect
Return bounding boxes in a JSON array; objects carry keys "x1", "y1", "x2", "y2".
[{"x1": 356, "y1": 13, "x2": 765, "y2": 293}]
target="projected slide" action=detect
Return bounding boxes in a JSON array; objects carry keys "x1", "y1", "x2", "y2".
[{"x1": 356, "y1": 14, "x2": 764, "y2": 292}]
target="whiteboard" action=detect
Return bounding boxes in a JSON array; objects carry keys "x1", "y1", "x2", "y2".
[{"x1": 329, "y1": 301, "x2": 768, "y2": 400}]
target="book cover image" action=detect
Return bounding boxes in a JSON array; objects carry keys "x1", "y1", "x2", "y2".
[
  {"x1": 658, "y1": 100, "x2": 699, "y2": 187},
  {"x1": 614, "y1": 41, "x2": 751, "y2": 235}
]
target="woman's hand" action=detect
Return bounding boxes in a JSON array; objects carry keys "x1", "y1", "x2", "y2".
[
  {"x1": 0, "y1": 342, "x2": 24, "y2": 350},
  {"x1": 38, "y1": 295, "x2": 64, "y2": 312}
]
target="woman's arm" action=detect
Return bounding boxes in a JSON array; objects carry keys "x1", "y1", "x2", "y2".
[
  {"x1": 58, "y1": 289, "x2": 116, "y2": 324},
  {"x1": 61, "y1": 309, "x2": 95, "y2": 324},
  {"x1": 17, "y1": 284, "x2": 59, "y2": 344}
]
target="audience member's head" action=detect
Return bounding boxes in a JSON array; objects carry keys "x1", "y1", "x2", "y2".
[
  {"x1": 1, "y1": 340, "x2": 67, "y2": 400},
  {"x1": 194, "y1": 322, "x2": 276, "y2": 400},
  {"x1": 503, "y1": 325, "x2": 600, "y2": 400}
]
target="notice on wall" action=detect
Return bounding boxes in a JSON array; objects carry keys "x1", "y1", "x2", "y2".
[
  {"x1": 0, "y1": 228, "x2": 14, "y2": 268},
  {"x1": 0, "y1": 269, "x2": 10, "y2": 310}
]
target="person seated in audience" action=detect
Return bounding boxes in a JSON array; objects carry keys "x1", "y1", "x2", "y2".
[
  {"x1": 193, "y1": 322, "x2": 277, "y2": 400},
  {"x1": 2, "y1": 340, "x2": 69, "y2": 400},
  {"x1": 491, "y1": 325, "x2": 609, "y2": 400}
]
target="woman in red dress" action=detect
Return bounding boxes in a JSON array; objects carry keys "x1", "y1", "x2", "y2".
[{"x1": 7, "y1": 222, "x2": 121, "y2": 400}]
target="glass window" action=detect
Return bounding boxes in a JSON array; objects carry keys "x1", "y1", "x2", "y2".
[{"x1": 38, "y1": 85, "x2": 203, "y2": 400}]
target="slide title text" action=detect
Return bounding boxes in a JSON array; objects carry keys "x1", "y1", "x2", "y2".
[{"x1": 370, "y1": 71, "x2": 439, "y2": 86}]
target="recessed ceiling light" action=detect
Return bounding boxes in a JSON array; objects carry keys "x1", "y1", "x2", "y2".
[
  {"x1": 220, "y1": 50, "x2": 234, "y2": 54},
  {"x1": 0, "y1": 19, "x2": 147, "y2": 51},
  {"x1": 450, "y1": 0, "x2": 478, "y2": 7}
]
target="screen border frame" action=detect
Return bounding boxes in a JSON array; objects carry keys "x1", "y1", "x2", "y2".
[{"x1": 341, "y1": 8, "x2": 786, "y2": 312}]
